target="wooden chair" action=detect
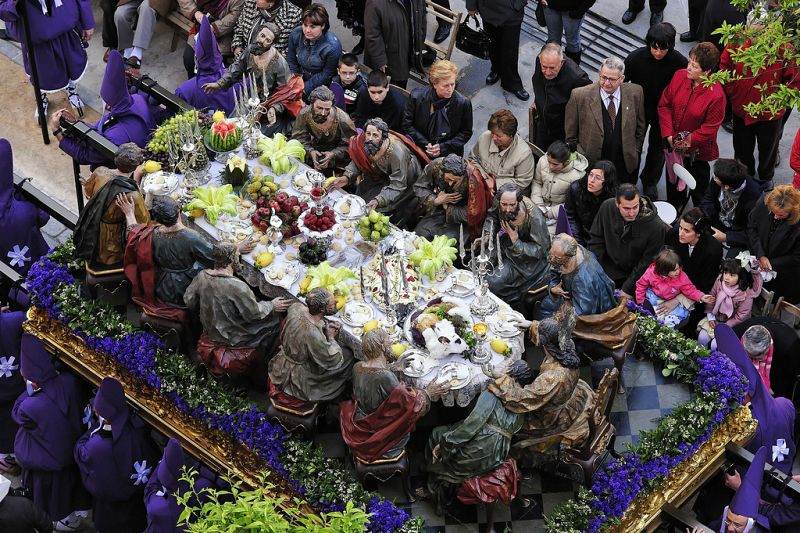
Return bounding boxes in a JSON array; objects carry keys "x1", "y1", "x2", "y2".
[
  {"x1": 408, "y1": 1, "x2": 462, "y2": 84},
  {"x1": 266, "y1": 398, "x2": 320, "y2": 439},
  {"x1": 455, "y1": 458, "x2": 530, "y2": 533},
  {"x1": 528, "y1": 104, "x2": 538, "y2": 146},
  {"x1": 556, "y1": 368, "x2": 620, "y2": 485},
  {"x1": 771, "y1": 296, "x2": 800, "y2": 327},
  {"x1": 389, "y1": 84, "x2": 411, "y2": 99},
  {"x1": 352, "y1": 449, "x2": 416, "y2": 503},
  {"x1": 165, "y1": 10, "x2": 193, "y2": 53},
  {"x1": 756, "y1": 287, "x2": 775, "y2": 318}
]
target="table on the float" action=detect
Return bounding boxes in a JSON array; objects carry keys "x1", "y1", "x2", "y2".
[{"x1": 170, "y1": 150, "x2": 524, "y2": 406}]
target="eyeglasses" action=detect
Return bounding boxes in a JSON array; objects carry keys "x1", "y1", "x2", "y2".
[
  {"x1": 588, "y1": 172, "x2": 605, "y2": 182},
  {"x1": 599, "y1": 75, "x2": 622, "y2": 84},
  {"x1": 724, "y1": 518, "x2": 747, "y2": 532}
]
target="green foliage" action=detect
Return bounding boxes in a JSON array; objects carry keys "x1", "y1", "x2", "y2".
[
  {"x1": 47, "y1": 238, "x2": 83, "y2": 271},
  {"x1": 704, "y1": 0, "x2": 800, "y2": 117},
  {"x1": 634, "y1": 313, "x2": 707, "y2": 380},
  {"x1": 176, "y1": 470, "x2": 370, "y2": 532},
  {"x1": 543, "y1": 487, "x2": 594, "y2": 533},
  {"x1": 56, "y1": 283, "x2": 135, "y2": 339}
]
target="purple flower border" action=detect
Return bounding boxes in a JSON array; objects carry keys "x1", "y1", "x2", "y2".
[{"x1": 26, "y1": 257, "x2": 411, "y2": 532}]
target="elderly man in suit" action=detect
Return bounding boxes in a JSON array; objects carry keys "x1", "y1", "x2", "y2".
[{"x1": 565, "y1": 57, "x2": 646, "y2": 185}]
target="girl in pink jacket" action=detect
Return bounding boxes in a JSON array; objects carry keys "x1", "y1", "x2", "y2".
[
  {"x1": 697, "y1": 258, "x2": 763, "y2": 347},
  {"x1": 635, "y1": 248, "x2": 715, "y2": 328}
]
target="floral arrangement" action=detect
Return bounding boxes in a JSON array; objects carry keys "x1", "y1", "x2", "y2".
[
  {"x1": 26, "y1": 241, "x2": 421, "y2": 533},
  {"x1": 544, "y1": 301, "x2": 748, "y2": 532}
]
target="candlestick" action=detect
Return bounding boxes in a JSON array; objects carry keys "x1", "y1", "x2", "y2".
[
  {"x1": 496, "y1": 231, "x2": 504, "y2": 270},
  {"x1": 459, "y1": 224, "x2": 465, "y2": 258},
  {"x1": 480, "y1": 227, "x2": 485, "y2": 259},
  {"x1": 488, "y1": 219, "x2": 495, "y2": 254},
  {"x1": 379, "y1": 253, "x2": 391, "y2": 311}
]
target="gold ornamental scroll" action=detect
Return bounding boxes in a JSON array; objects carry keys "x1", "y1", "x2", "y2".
[
  {"x1": 609, "y1": 405, "x2": 756, "y2": 533},
  {"x1": 23, "y1": 306, "x2": 314, "y2": 515}
]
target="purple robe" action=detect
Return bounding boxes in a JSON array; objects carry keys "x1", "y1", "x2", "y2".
[
  {"x1": 74, "y1": 377, "x2": 156, "y2": 533},
  {"x1": 0, "y1": 139, "x2": 50, "y2": 281},
  {"x1": 12, "y1": 334, "x2": 88, "y2": 521},
  {"x1": 0, "y1": 0, "x2": 93, "y2": 91},
  {"x1": 174, "y1": 16, "x2": 237, "y2": 115},
  {"x1": 0, "y1": 311, "x2": 26, "y2": 453},
  {"x1": 59, "y1": 51, "x2": 158, "y2": 167}
]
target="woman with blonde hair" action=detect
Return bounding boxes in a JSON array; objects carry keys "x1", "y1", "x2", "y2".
[
  {"x1": 402, "y1": 60, "x2": 473, "y2": 157},
  {"x1": 747, "y1": 185, "x2": 800, "y2": 302}
]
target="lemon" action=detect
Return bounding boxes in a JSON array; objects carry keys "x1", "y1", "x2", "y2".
[
  {"x1": 363, "y1": 319, "x2": 380, "y2": 334},
  {"x1": 189, "y1": 208, "x2": 204, "y2": 218},
  {"x1": 325, "y1": 176, "x2": 337, "y2": 187},
  {"x1": 298, "y1": 276, "x2": 312, "y2": 294},
  {"x1": 490, "y1": 338, "x2": 509, "y2": 354},
  {"x1": 335, "y1": 294, "x2": 347, "y2": 310},
  {"x1": 143, "y1": 160, "x2": 162, "y2": 173},
  {"x1": 212, "y1": 110, "x2": 225, "y2": 123},
  {"x1": 391, "y1": 343, "x2": 407, "y2": 357},
  {"x1": 255, "y1": 252, "x2": 275, "y2": 269}
]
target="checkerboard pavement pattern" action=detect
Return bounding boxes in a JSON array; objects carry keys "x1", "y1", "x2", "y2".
[{"x1": 312, "y1": 355, "x2": 692, "y2": 533}]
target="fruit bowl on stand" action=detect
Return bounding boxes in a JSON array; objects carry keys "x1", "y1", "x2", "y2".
[
  {"x1": 204, "y1": 120, "x2": 243, "y2": 162},
  {"x1": 296, "y1": 205, "x2": 339, "y2": 245}
]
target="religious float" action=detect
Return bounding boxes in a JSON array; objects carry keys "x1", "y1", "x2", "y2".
[{"x1": 22, "y1": 98, "x2": 756, "y2": 531}]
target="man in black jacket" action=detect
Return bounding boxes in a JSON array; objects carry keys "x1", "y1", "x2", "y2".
[
  {"x1": 0, "y1": 475, "x2": 53, "y2": 533},
  {"x1": 531, "y1": 43, "x2": 591, "y2": 149},
  {"x1": 624, "y1": 23, "x2": 687, "y2": 200},
  {"x1": 466, "y1": 0, "x2": 529, "y2": 101},
  {"x1": 353, "y1": 70, "x2": 408, "y2": 132},
  {"x1": 700, "y1": 158, "x2": 761, "y2": 256}
]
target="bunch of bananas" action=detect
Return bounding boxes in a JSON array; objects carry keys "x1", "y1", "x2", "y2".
[
  {"x1": 183, "y1": 184, "x2": 238, "y2": 226},
  {"x1": 257, "y1": 133, "x2": 306, "y2": 176},
  {"x1": 409, "y1": 235, "x2": 458, "y2": 279}
]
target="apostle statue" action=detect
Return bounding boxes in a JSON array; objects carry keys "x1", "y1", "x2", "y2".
[
  {"x1": 268, "y1": 287, "x2": 361, "y2": 404},
  {"x1": 74, "y1": 377, "x2": 158, "y2": 533},
  {"x1": 339, "y1": 328, "x2": 445, "y2": 463},
  {"x1": 539, "y1": 233, "x2": 617, "y2": 318},
  {"x1": 413, "y1": 154, "x2": 493, "y2": 245},
  {"x1": 497, "y1": 304, "x2": 596, "y2": 467},
  {"x1": 418, "y1": 360, "x2": 534, "y2": 514},
  {"x1": 332, "y1": 118, "x2": 426, "y2": 222},
  {"x1": 72, "y1": 143, "x2": 150, "y2": 271},
  {"x1": 118, "y1": 195, "x2": 214, "y2": 308},
  {"x1": 291, "y1": 86, "x2": 357, "y2": 173},
  {"x1": 184, "y1": 242, "x2": 293, "y2": 377},
  {"x1": 13, "y1": 333, "x2": 89, "y2": 531},
  {"x1": 482, "y1": 183, "x2": 551, "y2": 309}
]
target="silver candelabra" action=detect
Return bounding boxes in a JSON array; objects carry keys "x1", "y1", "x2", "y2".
[
  {"x1": 234, "y1": 72, "x2": 269, "y2": 160},
  {"x1": 459, "y1": 221, "x2": 504, "y2": 321},
  {"x1": 175, "y1": 113, "x2": 209, "y2": 187}
]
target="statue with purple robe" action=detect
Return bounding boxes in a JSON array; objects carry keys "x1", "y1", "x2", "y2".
[
  {"x1": 0, "y1": 311, "x2": 25, "y2": 477},
  {"x1": 74, "y1": 377, "x2": 158, "y2": 533},
  {"x1": 53, "y1": 51, "x2": 159, "y2": 168},
  {"x1": 175, "y1": 16, "x2": 238, "y2": 115},
  {"x1": 12, "y1": 333, "x2": 89, "y2": 528},
  {"x1": 0, "y1": 0, "x2": 94, "y2": 117},
  {"x1": 0, "y1": 139, "x2": 50, "y2": 305}
]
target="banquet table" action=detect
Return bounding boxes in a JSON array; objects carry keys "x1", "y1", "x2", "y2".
[{"x1": 159, "y1": 146, "x2": 525, "y2": 406}]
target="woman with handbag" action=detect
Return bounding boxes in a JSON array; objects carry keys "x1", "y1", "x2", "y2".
[
  {"x1": 465, "y1": 0, "x2": 528, "y2": 101},
  {"x1": 539, "y1": 0, "x2": 596, "y2": 65}
]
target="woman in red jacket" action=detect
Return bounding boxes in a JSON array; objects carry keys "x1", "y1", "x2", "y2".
[
  {"x1": 791, "y1": 129, "x2": 800, "y2": 189},
  {"x1": 658, "y1": 42, "x2": 726, "y2": 208}
]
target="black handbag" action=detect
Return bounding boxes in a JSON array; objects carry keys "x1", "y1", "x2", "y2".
[
  {"x1": 456, "y1": 14, "x2": 492, "y2": 60},
  {"x1": 535, "y1": 1, "x2": 547, "y2": 26}
]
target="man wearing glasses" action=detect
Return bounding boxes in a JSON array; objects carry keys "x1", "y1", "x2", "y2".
[{"x1": 565, "y1": 56, "x2": 646, "y2": 185}]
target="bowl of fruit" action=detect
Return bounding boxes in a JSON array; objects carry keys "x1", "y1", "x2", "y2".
[
  {"x1": 296, "y1": 204, "x2": 339, "y2": 240},
  {"x1": 298, "y1": 237, "x2": 328, "y2": 266},
  {"x1": 358, "y1": 210, "x2": 392, "y2": 242},
  {"x1": 204, "y1": 119, "x2": 242, "y2": 158},
  {"x1": 250, "y1": 192, "x2": 307, "y2": 239}
]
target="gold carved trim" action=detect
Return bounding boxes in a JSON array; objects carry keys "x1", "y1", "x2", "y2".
[
  {"x1": 608, "y1": 405, "x2": 756, "y2": 533},
  {"x1": 23, "y1": 306, "x2": 314, "y2": 516}
]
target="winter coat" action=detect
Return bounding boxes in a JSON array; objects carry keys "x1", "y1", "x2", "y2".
[
  {"x1": 748, "y1": 197, "x2": 800, "y2": 276},
  {"x1": 624, "y1": 47, "x2": 687, "y2": 124},
  {"x1": 364, "y1": 0, "x2": 426, "y2": 84},
  {"x1": 531, "y1": 56, "x2": 591, "y2": 148},
  {"x1": 664, "y1": 228, "x2": 723, "y2": 294},
  {"x1": 657, "y1": 69, "x2": 726, "y2": 162},
  {"x1": 705, "y1": 271, "x2": 763, "y2": 327},
  {"x1": 286, "y1": 27, "x2": 342, "y2": 97},
  {"x1": 0, "y1": 495, "x2": 53, "y2": 533},
  {"x1": 699, "y1": 175, "x2": 762, "y2": 251},
  {"x1": 468, "y1": 131, "x2": 535, "y2": 195},
  {"x1": 531, "y1": 151, "x2": 588, "y2": 219},
  {"x1": 588, "y1": 195, "x2": 667, "y2": 295},
  {"x1": 465, "y1": 0, "x2": 527, "y2": 26},
  {"x1": 178, "y1": 0, "x2": 245, "y2": 57},
  {"x1": 635, "y1": 263, "x2": 705, "y2": 305},
  {"x1": 403, "y1": 86, "x2": 473, "y2": 157},
  {"x1": 543, "y1": 0, "x2": 596, "y2": 17},
  {"x1": 563, "y1": 177, "x2": 611, "y2": 246}
]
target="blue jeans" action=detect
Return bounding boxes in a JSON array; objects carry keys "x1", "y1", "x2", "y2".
[{"x1": 543, "y1": 6, "x2": 583, "y2": 54}]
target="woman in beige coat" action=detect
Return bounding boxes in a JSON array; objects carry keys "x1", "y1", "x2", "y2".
[{"x1": 532, "y1": 140, "x2": 588, "y2": 233}]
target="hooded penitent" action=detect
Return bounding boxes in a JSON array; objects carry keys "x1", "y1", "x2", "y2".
[
  {"x1": 175, "y1": 16, "x2": 236, "y2": 115},
  {"x1": 725, "y1": 445, "x2": 770, "y2": 531},
  {"x1": 0, "y1": 311, "x2": 25, "y2": 454},
  {"x1": 715, "y1": 323, "x2": 796, "y2": 475},
  {"x1": 0, "y1": 139, "x2": 50, "y2": 279},
  {"x1": 155, "y1": 438, "x2": 184, "y2": 492},
  {"x1": 97, "y1": 51, "x2": 156, "y2": 136}
]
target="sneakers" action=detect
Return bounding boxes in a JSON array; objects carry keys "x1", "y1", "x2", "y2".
[
  {"x1": 54, "y1": 517, "x2": 81, "y2": 532},
  {"x1": 33, "y1": 92, "x2": 48, "y2": 122},
  {"x1": 65, "y1": 86, "x2": 85, "y2": 118}
]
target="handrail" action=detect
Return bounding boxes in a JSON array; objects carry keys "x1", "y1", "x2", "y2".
[
  {"x1": 128, "y1": 73, "x2": 195, "y2": 114},
  {"x1": 13, "y1": 177, "x2": 79, "y2": 231}
]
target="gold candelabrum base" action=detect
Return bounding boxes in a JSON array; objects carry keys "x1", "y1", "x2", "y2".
[
  {"x1": 23, "y1": 306, "x2": 314, "y2": 517},
  {"x1": 609, "y1": 405, "x2": 756, "y2": 533}
]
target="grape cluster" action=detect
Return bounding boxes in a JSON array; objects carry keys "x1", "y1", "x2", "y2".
[
  {"x1": 147, "y1": 110, "x2": 210, "y2": 154},
  {"x1": 298, "y1": 238, "x2": 328, "y2": 266}
]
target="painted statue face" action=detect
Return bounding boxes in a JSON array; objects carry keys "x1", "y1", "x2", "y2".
[
  {"x1": 368, "y1": 85, "x2": 389, "y2": 104},
  {"x1": 616, "y1": 195, "x2": 640, "y2": 222},
  {"x1": 539, "y1": 52, "x2": 564, "y2": 80},
  {"x1": 443, "y1": 172, "x2": 464, "y2": 190},
  {"x1": 255, "y1": 27, "x2": 275, "y2": 49},
  {"x1": 311, "y1": 99, "x2": 333, "y2": 123},
  {"x1": 499, "y1": 191, "x2": 520, "y2": 220},
  {"x1": 363, "y1": 125, "x2": 385, "y2": 156}
]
